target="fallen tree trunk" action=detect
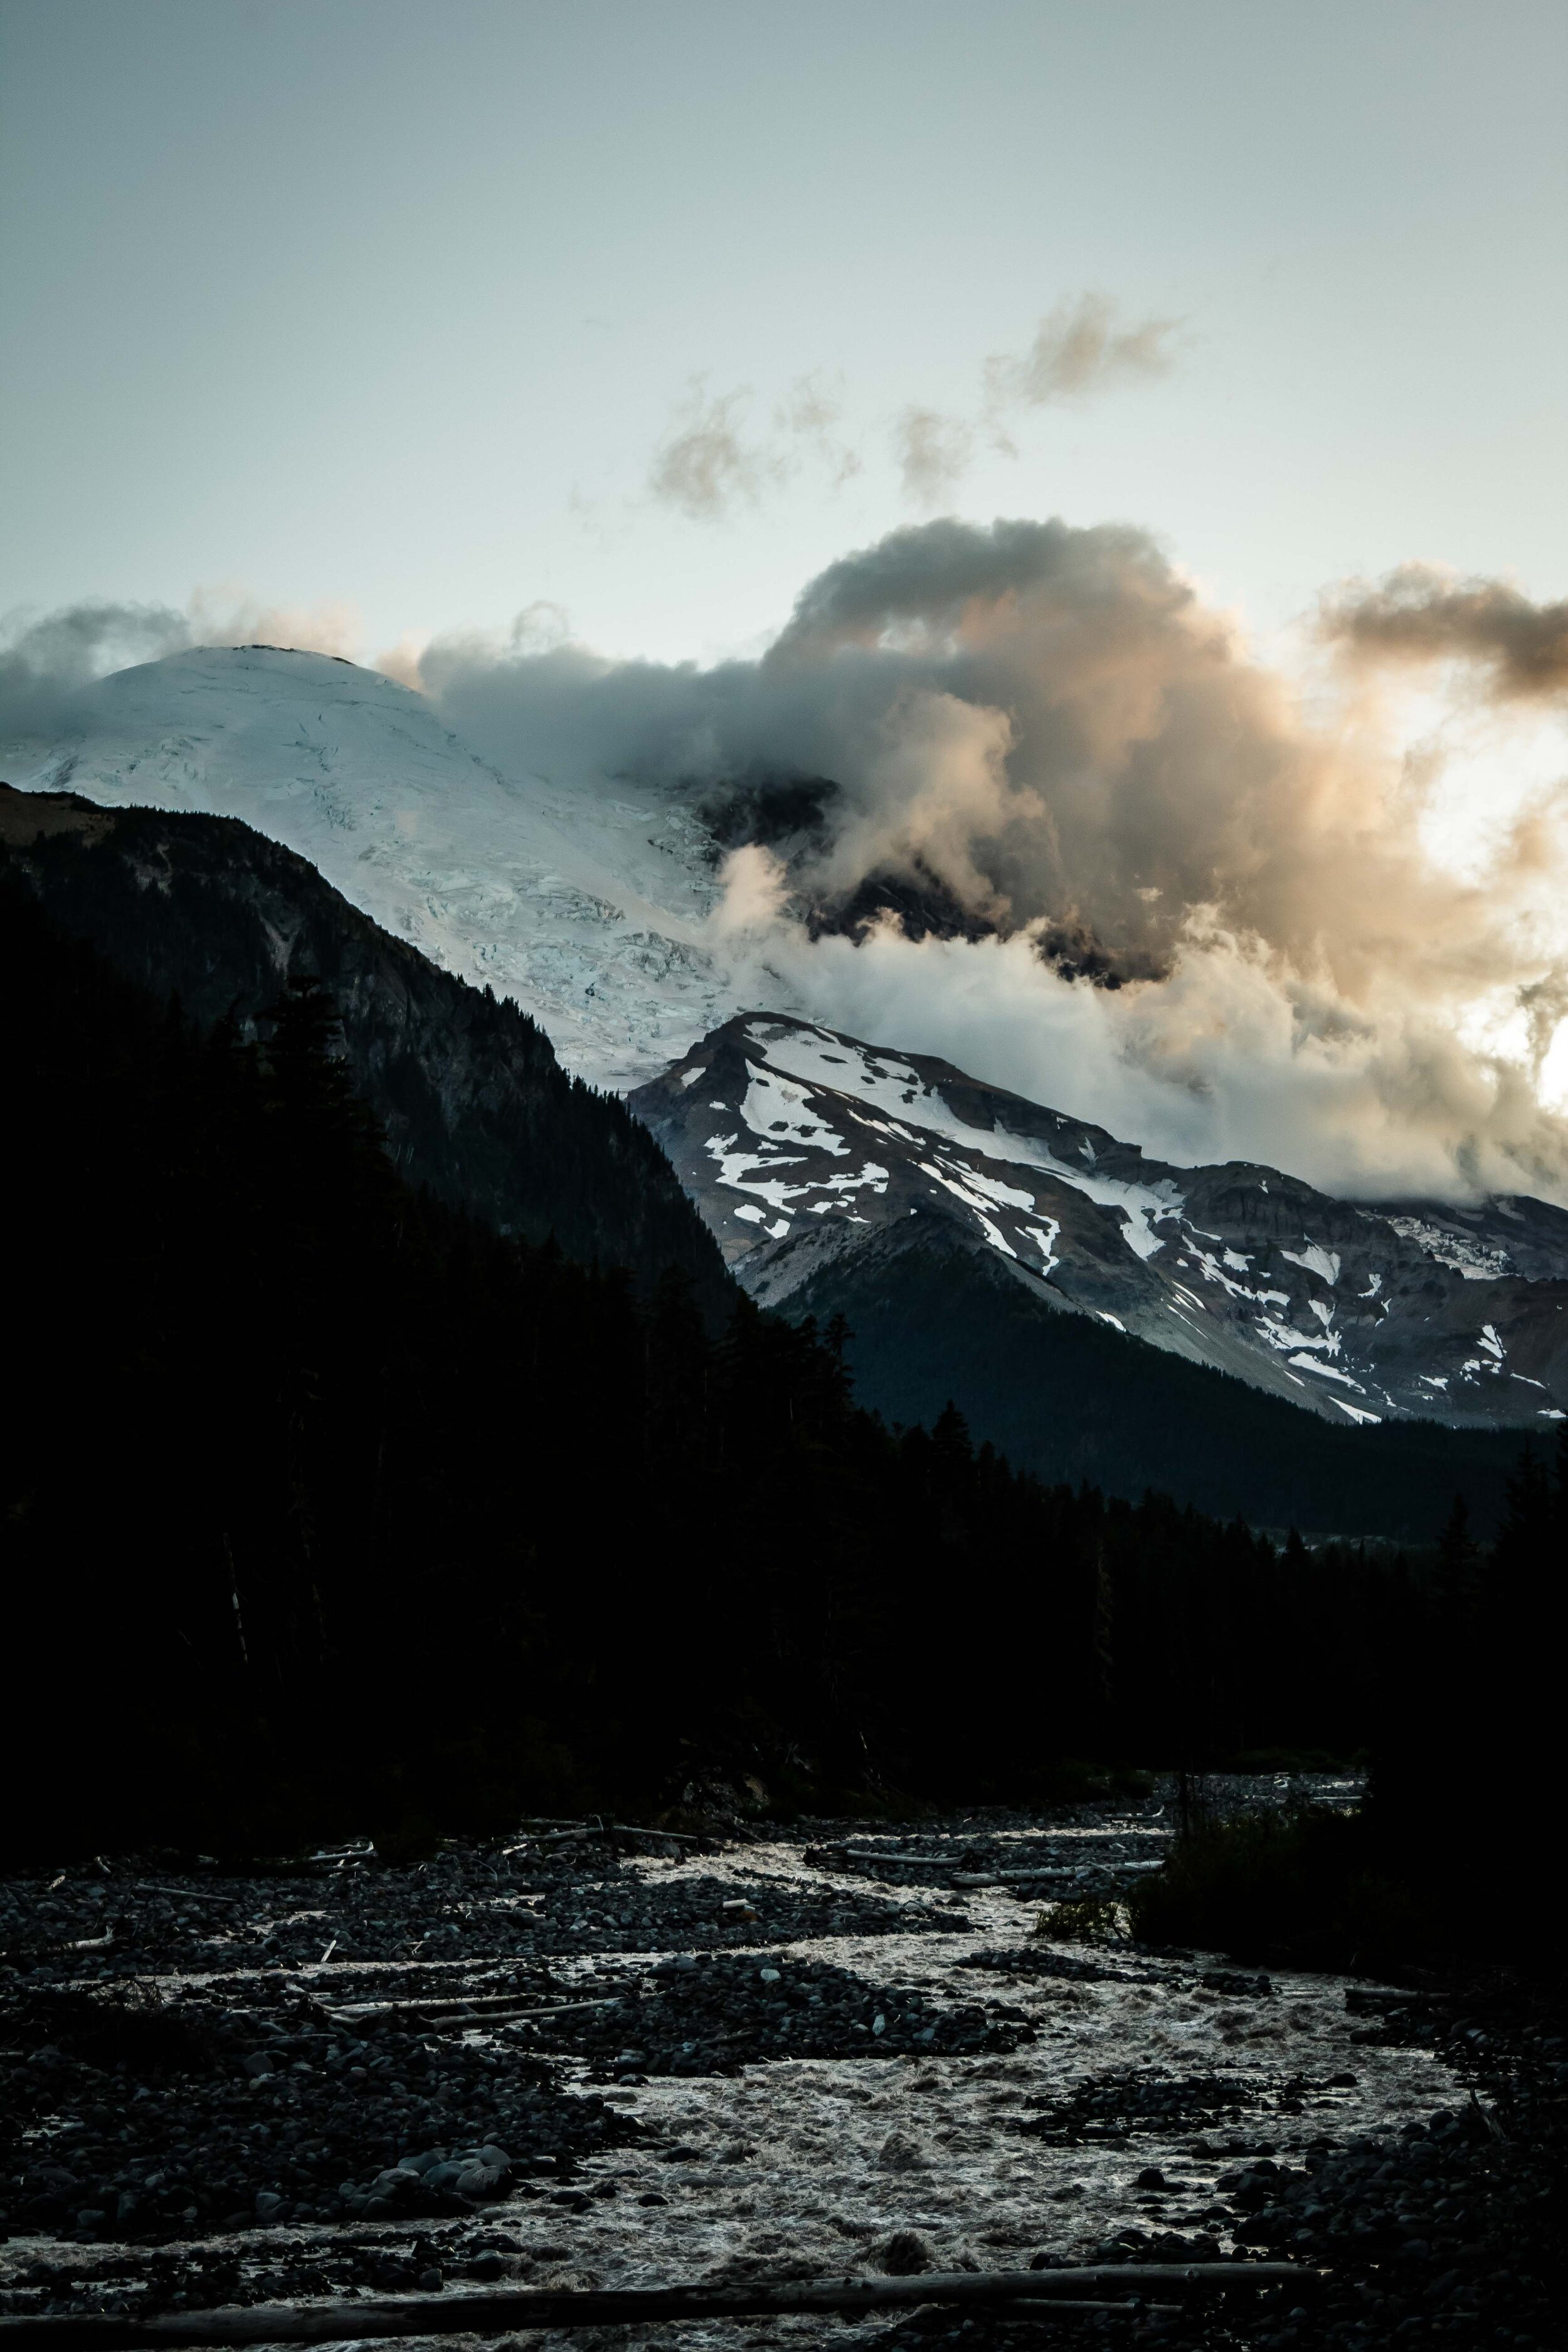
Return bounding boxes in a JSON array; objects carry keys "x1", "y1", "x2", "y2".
[
  {"x1": 323, "y1": 1996, "x2": 618, "y2": 2029},
  {"x1": 827, "y1": 1856, "x2": 1160, "y2": 1887},
  {"x1": 607, "y1": 1823, "x2": 712, "y2": 1848},
  {"x1": 129, "y1": 1887, "x2": 247, "y2": 1909},
  {"x1": 834, "y1": 1852, "x2": 954, "y2": 1870},
  {"x1": 817, "y1": 1851, "x2": 990, "y2": 1877},
  {"x1": 950, "y1": 1869, "x2": 1072, "y2": 1886},
  {"x1": 0, "y1": 2265, "x2": 1317, "y2": 2347},
  {"x1": 952, "y1": 1867, "x2": 1163, "y2": 1888},
  {"x1": 511, "y1": 1823, "x2": 712, "y2": 1850}
]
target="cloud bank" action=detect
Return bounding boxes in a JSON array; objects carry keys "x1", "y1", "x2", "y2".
[
  {"x1": 6, "y1": 523, "x2": 1567, "y2": 1206},
  {"x1": 421, "y1": 519, "x2": 1568, "y2": 1202}
]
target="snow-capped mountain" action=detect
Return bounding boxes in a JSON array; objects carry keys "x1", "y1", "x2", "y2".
[
  {"x1": 631, "y1": 1014, "x2": 1568, "y2": 1431},
  {"x1": 14, "y1": 645, "x2": 1568, "y2": 1448},
  {"x1": 5, "y1": 645, "x2": 749, "y2": 1091}
]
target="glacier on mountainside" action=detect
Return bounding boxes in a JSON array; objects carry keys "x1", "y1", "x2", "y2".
[{"x1": 3, "y1": 644, "x2": 763, "y2": 1091}]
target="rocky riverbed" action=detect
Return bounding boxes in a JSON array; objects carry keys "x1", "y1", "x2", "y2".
[{"x1": 1, "y1": 1787, "x2": 1560, "y2": 2350}]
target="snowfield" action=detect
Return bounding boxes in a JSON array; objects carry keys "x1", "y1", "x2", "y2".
[{"x1": 6, "y1": 645, "x2": 750, "y2": 1093}]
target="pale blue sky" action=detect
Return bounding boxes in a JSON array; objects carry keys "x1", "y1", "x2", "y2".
[{"x1": 2, "y1": 0, "x2": 1564, "y2": 664}]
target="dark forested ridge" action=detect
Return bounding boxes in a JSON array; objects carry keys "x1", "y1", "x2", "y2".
[
  {"x1": 785, "y1": 1221, "x2": 1528, "y2": 1540},
  {"x1": 1, "y1": 886, "x2": 1470, "y2": 1860},
  {"x1": 0, "y1": 783, "x2": 729, "y2": 1315}
]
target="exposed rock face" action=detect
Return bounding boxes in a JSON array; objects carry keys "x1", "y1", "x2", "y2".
[
  {"x1": 0, "y1": 783, "x2": 730, "y2": 1310},
  {"x1": 631, "y1": 1012, "x2": 1568, "y2": 1431}
]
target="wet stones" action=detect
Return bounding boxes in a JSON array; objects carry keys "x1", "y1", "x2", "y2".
[
  {"x1": 1019, "y1": 2069, "x2": 1316, "y2": 2144},
  {"x1": 1091, "y1": 2225, "x2": 1224, "y2": 2264},
  {"x1": 538, "y1": 1952, "x2": 1026, "y2": 2079},
  {"x1": 1342, "y1": 1987, "x2": 1446, "y2": 2048},
  {"x1": 0, "y1": 1854, "x2": 950, "y2": 1989},
  {"x1": 0, "y1": 1986, "x2": 642, "y2": 2244}
]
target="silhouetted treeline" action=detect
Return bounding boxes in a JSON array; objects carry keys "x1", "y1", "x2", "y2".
[
  {"x1": 1364, "y1": 1443, "x2": 1565, "y2": 1944},
  {"x1": 1131, "y1": 1450, "x2": 1565, "y2": 1969},
  {"x1": 0, "y1": 892, "x2": 1457, "y2": 1858}
]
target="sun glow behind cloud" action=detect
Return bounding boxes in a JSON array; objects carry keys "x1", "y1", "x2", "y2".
[{"x1": 396, "y1": 521, "x2": 1568, "y2": 1202}]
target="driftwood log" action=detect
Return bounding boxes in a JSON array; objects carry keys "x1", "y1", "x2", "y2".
[
  {"x1": 950, "y1": 1870, "x2": 1073, "y2": 1885},
  {"x1": 511, "y1": 1824, "x2": 711, "y2": 1850},
  {"x1": 322, "y1": 1997, "x2": 619, "y2": 2030},
  {"x1": 129, "y1": 1888, "x2": 247, "y2": 1909},
  {"x1": 0, "y1": 2265, "x2": 1317, "y2": 2347},
  {"x1": 951, "y1": 1867, "x2": 1163, "y2": 1888},
  {"x1": 602, "y1": 1824, "x2": 711, "y2": 1848},
  {"x1": 829, "y1": 1852, "x2": 952, "y2": 1870},
  {"x1": 824, "y1": 1854, "x2": 1160, "y2": 1886}
]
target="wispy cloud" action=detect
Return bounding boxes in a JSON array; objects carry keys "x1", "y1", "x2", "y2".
[
  {"x1": 649, "y1": 372, "x2": 861, "y2": 522},
  {"x1": 648, "y1": 384, "x2": 778, "y2": 522},
  {"x1": 983, "y1": 292, "x2": 1181, "y2": 448},
  {"x1": 894, "y1": 408, "x2": 975, "y2": 506},
  {"x1": 775, "y1": 371, "x2": 862, "y2": 489},
  {"x1": 1321, "y1": 563, "x2": 1568, "y2": 701},
  {"x1": 647, "y1": 292, "x2": 1184, "y2": 520}
]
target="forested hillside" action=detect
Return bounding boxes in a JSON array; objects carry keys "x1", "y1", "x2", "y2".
[
  {"x1": 785, "y1": 1225, "x2": 1528, "y2": 1539},
  {"x1": 1, "y1": 887, "x2": 1483, "y2": 1861},
  {"x1": 0, "y1": 785, "x2": 729, "y2": 1315}
]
